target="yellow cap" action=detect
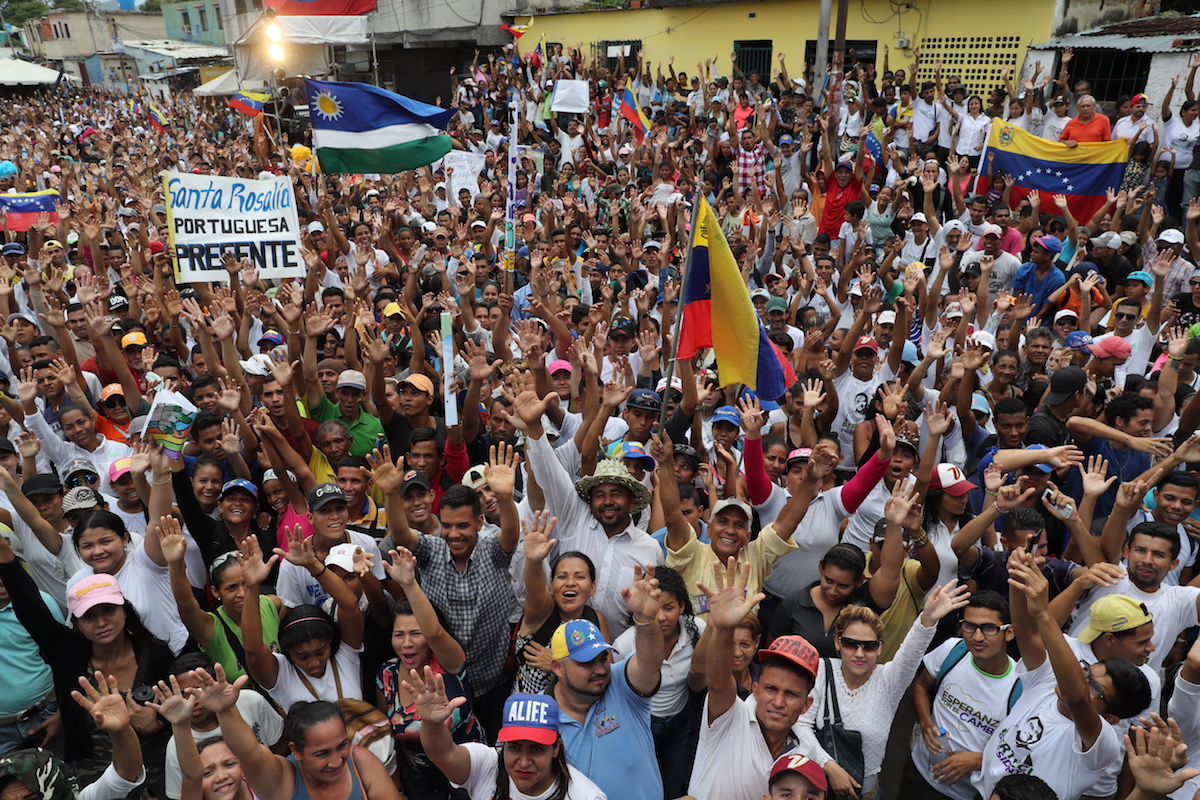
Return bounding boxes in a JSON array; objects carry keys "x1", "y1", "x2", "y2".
[
  {"x1": 383, "y1": 302, "x2": 405, "y2": 317},
  {"x1": 1078, "y1": 595, "x2": 1153, "y2": 643}
]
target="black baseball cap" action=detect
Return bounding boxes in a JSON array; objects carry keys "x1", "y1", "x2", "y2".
[
  {"x1": 400, "y1": 469, "x2": 432, "y2": 496},
  {"x1": 308, "y1": 483, "x2": 347, "y2": 511},
  {"x1": 22, "y1": 474, "x2": 63, "y2": 496},
  {"x1": 1045, "y1": 366, "x2": 1088, "y2": 405}
]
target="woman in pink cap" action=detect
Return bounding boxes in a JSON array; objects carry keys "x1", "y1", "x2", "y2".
[{"x1": 0, "y1": 533, "x2": 174, "y2": 795}]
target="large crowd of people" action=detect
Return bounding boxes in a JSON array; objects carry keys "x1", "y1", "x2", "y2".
[{"x1": 1, "y1": 39, "x2": 1200, "y2": 800}]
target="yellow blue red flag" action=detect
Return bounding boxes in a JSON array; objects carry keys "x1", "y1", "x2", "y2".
[
  {"x1": 0, "y1": 190, "x2": 58, "y2": 231},
  {"x1": 229, "y1": 91, "x2": 270, "y2": 117},
  {"x1": 982, "y1": 122, "x2": 1128, "y2": 222},
  {"x1": 617, "y1": 87, "x2": 651, "y2": 144},
  {"x1": 678, "y1": 198, "x2": 788, "y2": 399}
]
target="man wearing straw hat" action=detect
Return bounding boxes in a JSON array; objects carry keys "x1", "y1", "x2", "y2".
[{"x1": 516, "y1": 388, "x2": 663, "y2": 639}]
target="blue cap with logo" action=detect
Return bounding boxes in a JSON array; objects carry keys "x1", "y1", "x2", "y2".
[
  {"x1": 551, "y1": 619, "x2": 616, "y2": 662},
  {"x1": 712, "y1": 405, "x2": 742, "y2": 427},
  {"x1": 1024, "y1": 444, "x2": 1055, "y2": 473},
  {"x1": 499, "y1": 694, "x2": 561, "y2": 745}
]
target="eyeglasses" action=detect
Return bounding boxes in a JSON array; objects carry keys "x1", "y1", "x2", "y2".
[
  {"x1": 838, "y1": 636, "x2": 882, "y2": 653},
  {"x1": 66, "y1": 473, "x2": 99, "y2": 488},
  {"x1": 102, "y1": 397, "x2": 125, "y2": 408},
  {"x1": 959, "y1": 620, "x2": 1011, "y2": 637},
  {"x1": 1190, "y1": 280, "x2": 1200, "y2": 287},
  {"x1": 1080, "y1": 661, "x2": 1110, "y2": 712},
  {"x1": 1114, "y1": 312, "x2": 1139, "y2": 321}
]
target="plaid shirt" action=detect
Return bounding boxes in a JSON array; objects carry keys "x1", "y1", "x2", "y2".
[
  {"x1": 736, "y1": 141, "x2": 767, "y2": 197},
  {"x1": 415, "y1": 531, "x2": 517, "y2": 695},
  {"x1": 1144, "y1": 237, "x2": 1196, "y2": 299}
]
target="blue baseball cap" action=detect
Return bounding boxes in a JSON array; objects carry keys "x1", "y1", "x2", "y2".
[
  {"x1": 551, "y1": 619, "x2": 616, "y2": 662},
  {"x1": 1024, "y1": 444, "x2": 1055, "y2": 473},
  {"x1": 1064, "y1": 330, "x2": 1094, "y2": 351},
  {"x1": 219, "y1": 478, "x2": 258, "y2": 498},
  {"x1": 971, "y1": 393, "x2": 991, "y2": 416},
  {"x1": 1126, "y1": 270, "x2": 1154, "y2": 286},
  {"x1": 779, "y1": 134, "x2": 794, "y2": 145},
  {"x1": 1, "y1": 242, "x2": 25, "y2": 256},
  {"x1": 1033, "y1": 235, "x2": 1064, "y2": 255},
  {"x1": 627, "y1": 388, "x2": 661, "y2": 411},
  {"x1": 712, "y1": 405, "x2": 742, "y2": 427},
  {"x1": 499, "y1": 694, "x2": 560, "y2": 745},
  {"x1": 615, "y1": 441, "x2": 655, "y2": 468}
]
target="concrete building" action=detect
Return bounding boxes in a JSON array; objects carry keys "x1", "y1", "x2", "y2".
[
  {"x1": 162, "y1": 0, "x2": 228, "y2": 47},
  {"x1": 22, "y1": 9, "x2": 166, "y2": 85}
]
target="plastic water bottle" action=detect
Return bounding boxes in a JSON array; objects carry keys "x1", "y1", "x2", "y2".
[{"x1": 928, "y1": 727, "x2": 954, "y2": 768}]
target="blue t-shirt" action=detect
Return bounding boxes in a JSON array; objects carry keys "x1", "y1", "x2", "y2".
[
  {"x1": 558, "y1": 656, "x2": 662, "y2": 800},
  {"x1": 1063, "y1": 438, "x2": 1150, "y2": 521},
  {"x1": 1012, "y1": 262, "x2": 1066, "y2": 316}
]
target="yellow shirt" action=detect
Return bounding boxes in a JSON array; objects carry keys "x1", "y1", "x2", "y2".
[
  {"x1": 865, "y1": 555, "x2": 927, "y2": 664},
  {"x1": 667, "y1": 525, "x2": 796, "y2": 620}
]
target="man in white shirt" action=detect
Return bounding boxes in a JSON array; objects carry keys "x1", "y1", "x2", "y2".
[
  {"x1": 689, "y1": 559, "x2": 825, "y2": 800},
  {"x1": 975, "y1": 550, "x2": 1150, "y2": 800}
]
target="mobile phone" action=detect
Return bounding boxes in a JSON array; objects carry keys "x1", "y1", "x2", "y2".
[
  {"x1": 1027, "y1": 528, "x2": 1043, "y2": 551},
  {"x1": 1042, "y1": 487, "x2": 1075, "y2": 519}
]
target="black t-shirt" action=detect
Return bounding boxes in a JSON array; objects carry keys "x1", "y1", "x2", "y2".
[
  {"x1": 1025, "y1": 406, "x2": 1069, "y2": 448},
  {"x1": 1172, "y1": 292, "x2": 1200, "y2": 331}
]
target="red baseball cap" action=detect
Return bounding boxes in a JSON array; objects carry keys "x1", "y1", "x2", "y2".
[
  {"x1": 929, "y1": 463, "x2": 977, "y2": 496},
  {"x1": 769, "y1": 754, "x2": 828, "y2": 793},
  {"x1": 758, "y1": 634, "x2": 819, "y2": 680},
  {"x1": 853, "y1": 335, "x2": 879, "y2": 354}
]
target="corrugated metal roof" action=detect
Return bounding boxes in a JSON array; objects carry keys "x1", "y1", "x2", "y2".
[
  {"x1": 1032, "y1": 12, "x2": 1200, "y2": 53},
  {"x1": 121, "y1": 39, "x2": 228, "y2": 59}
]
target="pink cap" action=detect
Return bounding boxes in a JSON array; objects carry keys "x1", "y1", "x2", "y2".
[
  {"x1": 1088, "y1": 335, "x2": 1132, "y2": 362},
  {"x1": 108, "y1": 456, "x2": 133, "y2": 482},
  {"x1": 547, "y1": 359, "x2": 573, "y2": 375},
  {"x1": 67, "y1": 574, "x2": 125, "y2": 618}
]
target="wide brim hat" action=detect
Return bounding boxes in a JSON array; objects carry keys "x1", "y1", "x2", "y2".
[{"x1": 574, "y1": 457, "x2": 651, "y2": 514}]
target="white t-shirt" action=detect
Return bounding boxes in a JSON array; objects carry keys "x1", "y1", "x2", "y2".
[
  {"x1": 1043, "y1": 113, "x2": 1071, "y2": 143},
  {"x1": 911, "y1": 638, "x2": 1020, "y2": 800},
  {"x1": 455, "y1": 741, "x2": 607, "y2": 800},
  {"x1": 268, "y1": 642, "x2": 364, "y2": 709},
  {"x1": 69, "y1": 545, "x2": 188, "y2": 654},
  {"x1": 960, "y1": 249, "x2": 1022, "y2": 297},
  {"x1": 1168, "y1": 670, "x2": 1200, "y2": 800},
  {"x1": 689, "y1": 693, "x2": 827, "y2": 800},
  {"x1": 1067, "y1": 576, "x2": 1200, "y2": 673},
  {"x1": 1113, "y1": 115, "x2": 1157, "y2": 147},
  {"x1": 614, "y1": 616, "x2": 707, "y2": 718},
  {"x1": 972, "y1": 656, "x2": 1121, "y2": 800},
  {"x1": 164, "y1": 691, "x2": 284, "y2": 800},
  {"x1": 1095, "y1": 327, "x2": 1155, "y2": 378},
  {"x1": 1164, "y1": 116, "x2": 1200, "y2": 170},
  {"x1": 831, "y1": 370, "x2": 884, "y2": 471},
  {"x1": 842, "y1": 474, "x2": 915, "y2": 552},
  {"x1": 276, "y1": 532, "x2": 386, "y2": 608}
]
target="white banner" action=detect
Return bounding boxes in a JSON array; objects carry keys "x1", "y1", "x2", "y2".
[
  {"x1": 440, "y1": 151, "x2": 486, "y2": 201},
  {"x1": 550, "y1": 79, "x2": 590, "y2": 114},
  {"x1": 163, "y1": 171, "x2": 304, "y2": 283}
]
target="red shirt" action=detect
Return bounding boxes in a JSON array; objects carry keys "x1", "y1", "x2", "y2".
[
  {"x1": 820, "y1": 176, "x2": 863, "y2": 237},
  {"x1": 1060, "y1": 114, "x2": 1111, "y2": 144}
]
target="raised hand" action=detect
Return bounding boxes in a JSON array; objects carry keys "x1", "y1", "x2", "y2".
[
  {"x1": 920, "y1": 580, "x2": 970, "y2": 626},
  {"x1": 697, "y1": 557, "x2": 764, "y2": 630},
  {"x1": 190, "y1": 664, "x2": 247, "y2": 714},
  {"x1": 384, "y1": 547, "x2": 417, "y2": 588},
  {"x1": 156, "y1": 514, "x2": 187, "y2": 564},
  {"x1": 403, "y1": 666, "x2": 465, "y2": 726},
  {"x1": 237, "y1": 534, "x2": 279, "y2": 588},
  {"x1": 71, "y1": 671, "x2": 131, "y2": 734},
  {"x1": 485, "y1": 442, "x2": 519, "y2": 499},
  {"x1": 522, "y1": 511, "x2": 558, "y2": 563},
  {"x1": 146, "y1": 674, "x2": 196, "y2": 726}
]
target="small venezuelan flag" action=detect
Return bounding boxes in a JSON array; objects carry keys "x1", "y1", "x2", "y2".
[
  {"x1": 980, "y1": 122, "x2": 1128, "y2": 224},
  {"x1": 678, "y1": 197, "x2": 788, "y2": 399},
  {"x1": 618, "y1": 87, "x2": 651, "y2": 144},
  {"x1": 147, "y1": 102, "x2": 168, "y2": 132},
  {"x1": 499, "y1": 22, "x2": 531, "y2": 38},
  {"x1": 229, "y1": 90, "x2": 270, "y2": 117},
  {"x1": 0, "y1": 190, "x2": 59, "y2": 232}
]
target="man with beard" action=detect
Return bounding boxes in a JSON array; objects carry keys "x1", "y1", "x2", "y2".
[
  {"x1": 518, "y1": 387, "x2": 663, "y2": 638},
  {"x1": 374, "y1": 444, "x2": 520, "y2": 740},
  {"x1": 1064, "y1": 513, "x2": 1200, "y2": 674},
  {"x1": 549, "y1": 567, "x2": 665, "y2": 800}
]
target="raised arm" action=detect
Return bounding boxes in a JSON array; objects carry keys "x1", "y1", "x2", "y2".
[
  {"x1": 698, "y1": 558, "x2": 767, "y2": 723},
  {"x1": 383, "y1": 546, "x2": 465, "y2": 673}
]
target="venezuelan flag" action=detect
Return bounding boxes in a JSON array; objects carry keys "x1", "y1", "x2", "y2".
[
  {"x1": 530, "y1": 38, "x2": 543, "y2": 69},
  {"x1": 617, "y1": 87, "x2": 651, "y2": 144},
  {"x1": 677, "y1": 198, "x2": 788, "y2": 399},
  {"x1": 499, "y1": 22, "x2": 531, "y2": 38},
  {"x1": 229, "y1": 90, "x2": 270, "y2": 117},
  {"x1": 981, "y1": 122, "x2": 1128, "y2": 224},
  {"x1": 147, "y1": 102, "x2": 168, "y2": 132},
  {"x1": 0, "y1": 190, "x2": 59, "y2": 232}
]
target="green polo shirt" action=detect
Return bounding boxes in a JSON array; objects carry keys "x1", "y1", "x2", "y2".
[{"x1": 309, "y1": 395, "x2": 385, "y2": 457}]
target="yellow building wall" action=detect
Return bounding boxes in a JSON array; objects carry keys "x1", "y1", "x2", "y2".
[{"x1": 514, "y1": 0, "x2": 1055, "y2": 99}]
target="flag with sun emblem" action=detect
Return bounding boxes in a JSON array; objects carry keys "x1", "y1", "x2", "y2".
[{"x1": 303, "y1": 79, "x2": 456, "y2": 174}]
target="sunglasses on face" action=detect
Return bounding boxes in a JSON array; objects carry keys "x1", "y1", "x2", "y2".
[
  {"x1": 838, "y1": 636, "x2": 881, "y2": 653},
  {"x1": 102, "y1": 397, "x2": 125, "y2": 408},
  {"x1": 1189, "y1": 280, "x2": 1200, "y2": 287},
  {"x1": 66, "y1": 473, "x2": 99, "y2": 488},
  {"x1": 1115, "y1": 312, "x2": 1139, "y2": 321}
]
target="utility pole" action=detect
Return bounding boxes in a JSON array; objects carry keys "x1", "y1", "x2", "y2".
[{"x1": 813, "y1": 0, "x2": 830, "y2": 105}]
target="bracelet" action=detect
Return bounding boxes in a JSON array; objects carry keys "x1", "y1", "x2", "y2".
[
  {"x1": 984, "y1": 489, "x2": 998, "y2": 496},
  {"x1": 1169, "y1": 355, "x2": 1183, "y2": 361},
  {"x1": 150, "y1": 475, "x2": 172, "y2": 486},
  {"x1": 314, "y1": 564, "x2": 329, "y2": 577},
  {"x1": 633, "y1": 615, "x2": 654, "y2": 627},
  {"x1": 288, "y1": 329, "x2": 301, "y2": 336},
  {"x1": 910, "y1": 532, "x2": 930, "y2": 548}
]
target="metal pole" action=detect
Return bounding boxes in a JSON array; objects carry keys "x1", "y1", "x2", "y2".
[
  {"x1": 813, "y1": 0, "x2": 831, "y2": 106},
  {"x1": 830, "y1": 0, "x2": 848, "y2": 117},
  {"x1": 657, "y1": 196, "x2": 702, "y2": 432}
]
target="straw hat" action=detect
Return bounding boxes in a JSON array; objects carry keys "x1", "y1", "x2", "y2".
[{"x1": 574, "y1": 457, "x2": 651, "y2": 514}]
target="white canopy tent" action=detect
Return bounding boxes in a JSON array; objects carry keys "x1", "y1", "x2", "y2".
[
  {"x1": 234, "y1": 16, "x2": 370, "y2": 83},
  {"x1": 0, "y1": 58, "x2": 67, "y2": 86},
  {"x1": 193, "y1": 68, "x2": 245, "y2": 97}
]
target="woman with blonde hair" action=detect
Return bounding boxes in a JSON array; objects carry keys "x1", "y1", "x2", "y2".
[{"x1": 799, "y1": 581, "x2": 969, "y2": 800}]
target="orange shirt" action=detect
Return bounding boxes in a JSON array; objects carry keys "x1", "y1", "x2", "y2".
[{"x1": 1060, "y1": 114, "x2": 1112, "y2": 143}]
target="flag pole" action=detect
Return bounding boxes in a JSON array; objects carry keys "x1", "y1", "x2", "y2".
[{"x1": 657, "y1": 196, "x2": 702, "y2": 432}]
